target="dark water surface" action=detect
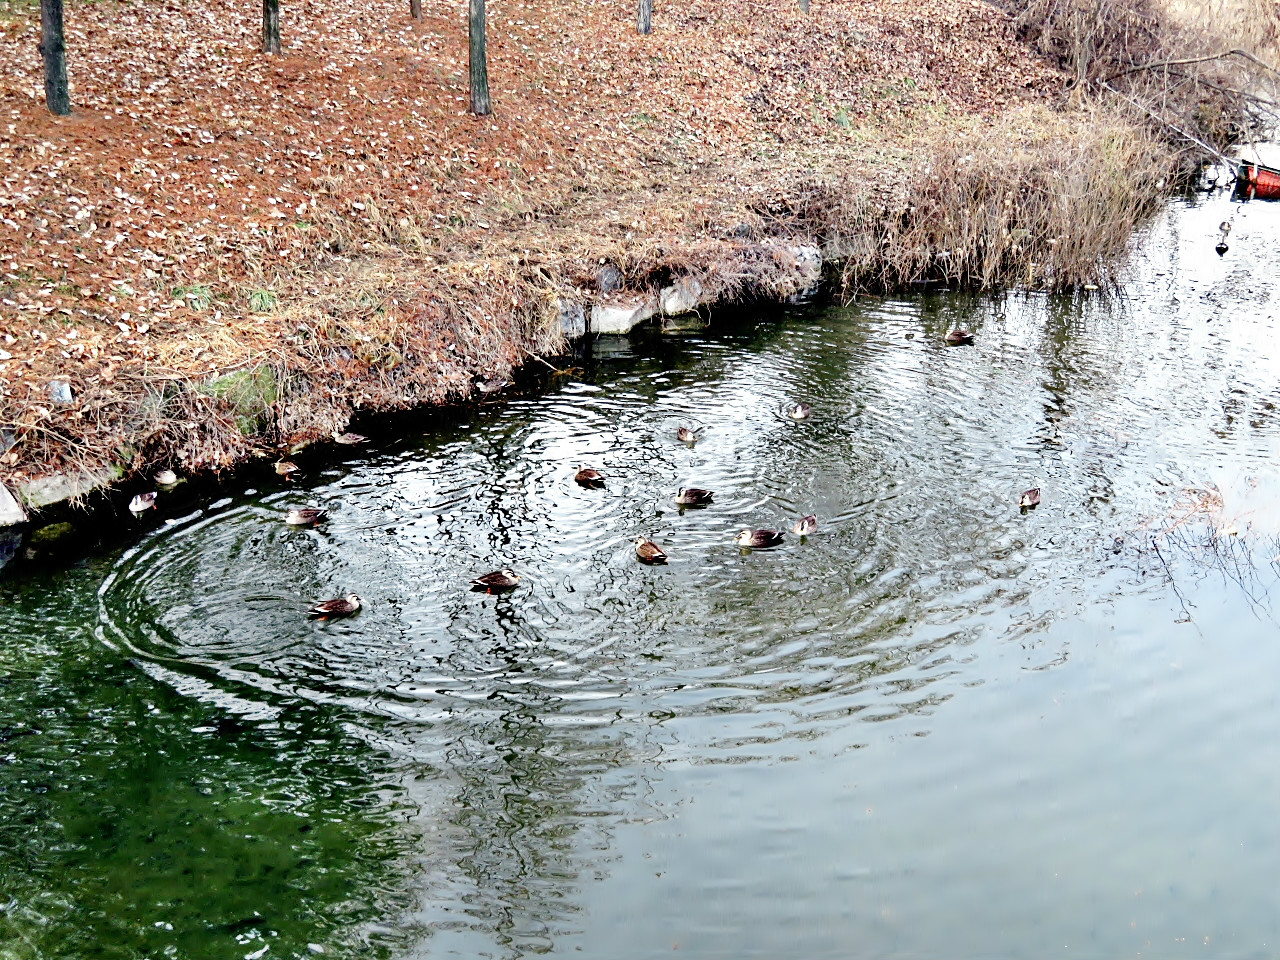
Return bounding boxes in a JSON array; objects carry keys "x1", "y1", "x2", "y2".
[{"x1": 5, "y1": 190, "x2": 1280, "y2": 959}]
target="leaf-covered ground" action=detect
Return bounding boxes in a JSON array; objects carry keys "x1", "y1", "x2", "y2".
[{"x1": 0, "y1": 0, "x2": 1059, "y2": 487}]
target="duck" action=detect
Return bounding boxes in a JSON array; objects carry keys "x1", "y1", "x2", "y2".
[
  {"x1": 274, "y1": 461, "x2": 300, "y2": 479},
  {"x1": 1215, "y1": 239, "x2": 1229, "y2": 256},
  {"x1": 944, "y1": 328, "x2": 974, "y2": 346},
  {"x1": 128, "y1": 491, "x2": 157, "y2": 514},
  {"x1": 1219, "y1": 220, "x2": 1232, "y2": 235},
  {"x1": 792, "y1": 514, "x2": 818, "y2": 536},
  {"x1": 574, "y1": 467, "x2": 606, "y2": 488},
  {"x1": 474, "y1": 377, "x2": 511, "y2": 396},
  {"x1": 471, "y1": 568, "x2": 521, "y2": 591},
  {"x1": 674, "y1": 487, "x2": 714, "y2": 506},
  {"x1": 154, "y1": 469, "x2": 179, "y2": 487},
  {"x1": 788, "y1": 402, "x2": 812, "y2": 421},
  {"x1": 1019, "y1": 487, "x2": 1041, "y2": 510},
  {"x1": 332, "y1": 431, "x2": 367, "y2": 445},
  {"x1": 676, "y1": 426, "x2": 702, "y2": 445},
  {"x1": 634, "y1": 536, "x2": 668, "y2": 564},
  {"x1": 736, "y1": 528, "x2": 784, "y2": 548},
  {"x1": 309, "y1": 594, "x2": 361, "y2": 618},
  {"x1": 285, "y1": 507, "x2": 328, "y2": 526}
]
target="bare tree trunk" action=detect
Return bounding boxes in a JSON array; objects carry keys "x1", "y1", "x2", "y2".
[
  {"x1": 469, "y1": 0, "x2": 491, "y2": 116},
  {"x1": 410, "y1": 0, "x2": 421, "y2": 19},
  {"x1": 799, "y1": 0, "x2": 810, "y2": 11},
  {"x1": 637, "y1": 0, "x2": 651, "y2": 34},
  {"x1": 262, "y1": 0, "x2": 281, "y2": 54},
  {"x1": 39, "y1": 0, "x2": 70, "y2": 116}
]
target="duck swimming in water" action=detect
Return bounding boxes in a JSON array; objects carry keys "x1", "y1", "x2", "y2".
[
  {"x1": 674, "y1": 487, "x2": 714, "y2": 506},
  {"x1": 1019, "y1": 487, "x2": 1041, "y2": 510},
  {"x1": 736, "y1": 528, "x2": 784, "y2": 548},
  {"x1": 309, "y1": 594, "x2": 361, "y2": 618},
  {"x1": 470, "y1": 569, "x2": 521, "y2": 591},
  {"x1": 677, "y1": 426, "x2": 703, "y2": 445},
  {"x1": 285, "y1": 507, "x2": 328, "y2": 526},
  {"x1": 788, "y1": 403, "x2": 812, "y2": 421},
  {"x1": 792, "y1": 514, "x2": 818, "y2": 536},
  {"x1": 574, "y1": 467, "x2": 606, "y2": 488},
  {"x1": 634, "y1": 536, "x2": 668, "y2": 564},
  {"x1": 944, "y1": 328, "x2": 974, "y2": 345},
  {"x1": 332, "y1": 431, "x2": 367, "y2": 445},
  {"x1": 128, "y1": 491, "x2": 157, "y2": 514},
  {"x1": 274, "y1": 461, "x2": 300, "y2": 479}
]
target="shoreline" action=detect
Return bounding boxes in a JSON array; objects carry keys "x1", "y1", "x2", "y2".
[{"x1": 0, "y1": 0, "x2": 1214, "y2": 540}]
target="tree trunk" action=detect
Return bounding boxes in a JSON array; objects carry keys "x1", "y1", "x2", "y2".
[
  {"x1": 799, "y1": 0, "x2": 810, "y2": 11},
  {"x1": 410, "y1": 0, "x2": 421, "y2": 19},
  {"x1": 262, "y1": 0, "x2": 281, "y2": 54},
  {"x1": 39, "y1": 0, "x2": 70, "y2": 116},
  {"x1": 636, "y1": 0, "x2": 651, "y2": 34},
  {"x1": 468, "y1": 0, "x2": 491, "y2": 116}
]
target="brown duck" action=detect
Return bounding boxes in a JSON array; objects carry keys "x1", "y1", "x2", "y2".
[
  {"x1": 285, "y1": 507, "x2": 328, "y2": 526},
  {"x1": 309, "y1": 594, "x2": 361, "y2": 618},
  {"x1": 471, "y1": 569, "x2": 521, "y2": 591},
  {"x1": 634, "y1": 536, "x2": 668, "y2": 564},
  {"x1": 792, "y1": 514, "x2": 818, "y2": 536},
  {"x1": 575, "y1": 467, "x2": 606, "y2": 488},
  {"x1": 674, "y1": 487, "x2": 714, "y2": 506},
  {"x1": 944, "y1": 329, "x2": 974, "y2": 346},
  {"x1": 736, "y1": 528, "x2": 784, "y2": 548}
]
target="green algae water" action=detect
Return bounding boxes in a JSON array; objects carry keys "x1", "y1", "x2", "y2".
[{"x1": 6, "y1": 189, "x2": 1280, "y2": 959}]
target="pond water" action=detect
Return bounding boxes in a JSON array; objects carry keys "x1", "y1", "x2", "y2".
[{"x1": 5, "y1": 186, "x2": 1280, "y2": 959}]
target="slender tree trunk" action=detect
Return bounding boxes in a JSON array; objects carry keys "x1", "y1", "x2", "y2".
[
  {"x1": 798, "y1": 0, "x2": 809, "y2": 11},
  {"x1": 636, "y1": 0, "x2": 651, "y2": 34},
  {"x1": 39, "y1": 0, "x2": 70, "y2": 116},
  {"x1": 410, "y1": 0, "x2": 421, "y2": 19},
  {"x1": 262, "y1": 0, "x2": 281, "y2": 54},
  {"x1": 468, "y1": 0, "x2": 490, "y2": 116}
]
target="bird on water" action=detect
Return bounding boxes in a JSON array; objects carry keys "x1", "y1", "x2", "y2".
[
  {"x1": 309, "y1": 594, "x2": 361, "y2": 618},
  {"x1": 634, "y1": 536, "x2": 668, "y2": 564}
]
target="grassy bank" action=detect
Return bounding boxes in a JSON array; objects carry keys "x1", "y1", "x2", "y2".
[{"x1": 0, "y1": 0, "x2": 1270, "y2": 518}]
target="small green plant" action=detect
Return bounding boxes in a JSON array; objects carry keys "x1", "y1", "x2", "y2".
[
  {"x1": 248, "y1": 289, "x2": 278, "y2": 313},
  {"x1": 172, "y1": 283, "x2": 214, "y2": 311}
]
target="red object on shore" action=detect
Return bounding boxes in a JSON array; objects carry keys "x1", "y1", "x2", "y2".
[{"x1": 1237, "y1": 160, "x2": 1280, "y2": 200}]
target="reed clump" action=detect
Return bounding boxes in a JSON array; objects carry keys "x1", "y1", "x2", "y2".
[{"x1": 788, "y1": 110, "x2": 1173, "y2": 292}]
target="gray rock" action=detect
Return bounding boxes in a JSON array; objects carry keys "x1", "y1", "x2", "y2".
[
  {"x1": 659, "y1": 277, "x2": 704, "y2": 317},
  {"x1": 595, "y1": 263, "x2": 625, "y2": 295},
  {"x1": 789, "y1": 245, "x2": 823, "y2": 283},
  {"x1": 590, "y1": 297, "x2": 658, "y2": 335},
  {"x1": 0, "y1": 484, "x2": 25, "y2": 527},
  {"x1": 557, "y1": 299, "x2": 586, "y2": 339},
  {"x1": 48, "y1": 380, "x2": 73, "y2": 405},
  {"x1": 19, "y1": 466, "x2": 121, "y2": 509}
]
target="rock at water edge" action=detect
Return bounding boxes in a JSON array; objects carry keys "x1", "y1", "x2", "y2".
[
  {"x1": 590, "y1": 298, "x2": 658, "y2": 335},
  {"x1": 0, "y1": 484, "x2": 25, "y2": 527},
  {"x1": 659, "y1": 277, "x2": 704, "y2": 317}
]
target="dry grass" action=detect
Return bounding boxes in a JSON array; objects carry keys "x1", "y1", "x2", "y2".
[
  {"x1": 1007, "y1": 0, "x2": 1280, "y2": 156},
  {"x1": 783, "y1": 109, "x2": 1173, "y2": 291}
]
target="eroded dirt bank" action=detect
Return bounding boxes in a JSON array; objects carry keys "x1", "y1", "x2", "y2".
[{"x1": 0, "y1": 0, "x2": 1185, "y2": 522}]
